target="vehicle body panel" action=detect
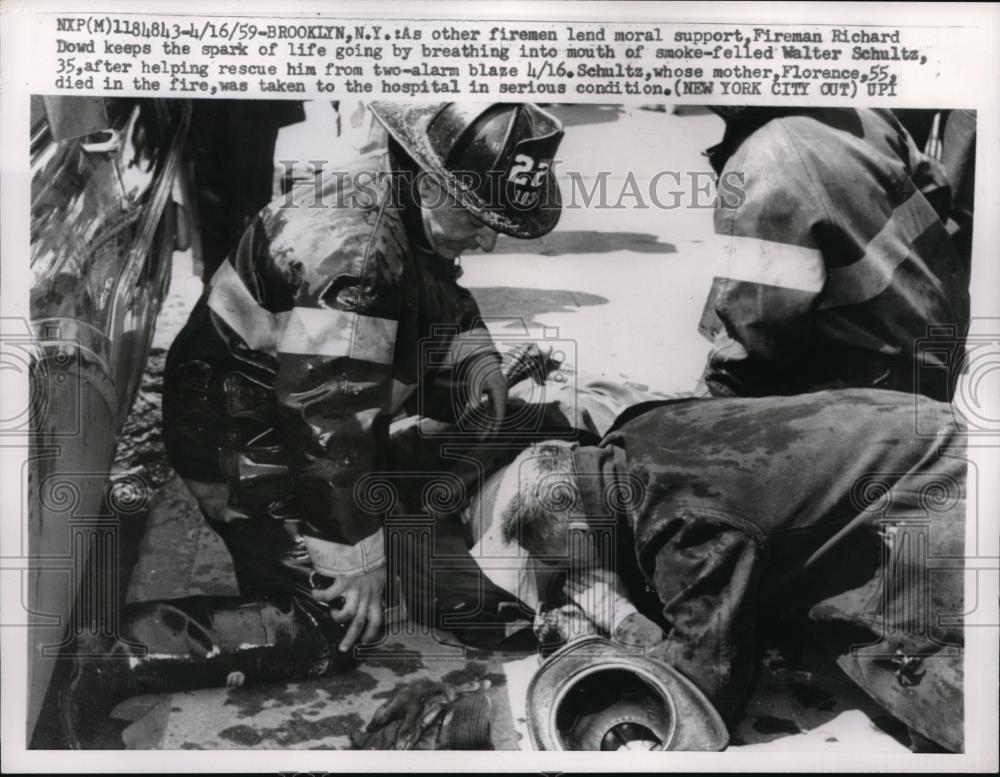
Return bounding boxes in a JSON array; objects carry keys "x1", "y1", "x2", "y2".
[{"x1": 27, "y1": 96, "x2": 190, "y2": 740}]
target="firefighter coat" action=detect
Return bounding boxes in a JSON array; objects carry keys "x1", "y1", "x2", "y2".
[
  {"x1": 698, "y1": 108, "x2": 969, "y2": 401},
  {"x1": 164, "y1": 149, "x2": 498, "y2": 579},
  {"x1": 570, "y1": 389, "x2": 965, "y2": 750}
]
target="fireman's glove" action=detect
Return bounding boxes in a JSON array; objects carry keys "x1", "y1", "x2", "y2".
[{"x1": 350, "y1": 677, "x2": 491, "y2": 750}]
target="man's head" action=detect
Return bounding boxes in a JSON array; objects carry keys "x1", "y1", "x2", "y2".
[
  {"x1": 495, "y1": 442, "x2": 580, "y2": 559},
  {"x1": 369, "y1": 102, "x2": 565, "y2": 244}
]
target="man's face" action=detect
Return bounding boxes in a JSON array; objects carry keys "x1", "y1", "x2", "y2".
[
  {"x1": 418, "y1": 176, "x2": 499, "y2": 259},
  {"x1": 462, "y1": 447, "x2": 579, "y2": 611},
  {"x1": 463, "y1": 446, "x2": 626, "y2": 633}
]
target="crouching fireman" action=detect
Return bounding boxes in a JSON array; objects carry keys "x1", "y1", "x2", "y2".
[{"x1": 58, "y1": 102, "x2": 565, "y2": 748}]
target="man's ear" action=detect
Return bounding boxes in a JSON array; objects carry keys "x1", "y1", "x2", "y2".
[
  {"x1": 416, "y1": 173, "x2": 433, "y2": 199},
  {"x1": 416, "y1": 173, "x2": 441, "y2": 207}
]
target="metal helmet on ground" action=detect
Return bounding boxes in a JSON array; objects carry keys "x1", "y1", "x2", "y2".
[
  {"x1": 368, "y1": 102, "x2": 564, "y2": 239},
  {"x1": 526, "y1": 635, "x2": 729, "y2": 751}
]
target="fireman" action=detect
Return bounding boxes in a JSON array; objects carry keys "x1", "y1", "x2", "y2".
[
  {"x1": 697, "y1": 107, "x2": 970, "y2": 400},
  {"x1": 59, "y1": 103, "x2": 565, "y2": 748},
  {"x1": 364, "y1": 389, "x2": 966, "y2": 752}
]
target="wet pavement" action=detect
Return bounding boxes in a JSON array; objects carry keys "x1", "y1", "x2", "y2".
[{"x1": 108, "y1": 103, "x2": 911, "y2": 751}]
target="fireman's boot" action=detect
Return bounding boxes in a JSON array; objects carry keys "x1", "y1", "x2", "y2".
[{"x1": 59, "y1": 593, "x2": 352, "y2": 749}]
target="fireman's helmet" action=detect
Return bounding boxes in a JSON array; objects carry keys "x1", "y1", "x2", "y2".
[{"x1": 369, "y1": 102, "x2": 564, "y2": 239}]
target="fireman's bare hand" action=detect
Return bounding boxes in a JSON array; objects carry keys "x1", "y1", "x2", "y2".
[
  {"x1": 613, "y1": 612, "x2": 667, "y2": 648},
  {"x1": 481, "y1": 367, "x2": 508, "y2": 438},
  {"x1": 565, "y1": 567, "x2": 637, "y2": 636},
  {"x1": 462, "y1": 355, "x2": 507, "y2": 439},
  {"x1": 312, "y1": 565, "x2": 386, "y2": 652}
]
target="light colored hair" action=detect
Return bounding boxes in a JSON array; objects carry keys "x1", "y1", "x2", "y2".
[{"x1": 499, "y1": 443, "x2": 578, "y2": 556}]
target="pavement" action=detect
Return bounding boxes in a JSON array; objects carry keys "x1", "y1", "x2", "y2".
[{"x1": 113, "y1": 103, "x2": 912, "y2": 751}]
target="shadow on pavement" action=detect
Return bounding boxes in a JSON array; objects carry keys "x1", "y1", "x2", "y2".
[
  {"x1": 490, "y1": 230, "x2": 676, "y2": 256},
  {"x1": 469, "y1": 286, "x2": 609, "y2": 327},
  {"x1": 547, "y1": 104, "x2": 627, "y2": 126}
]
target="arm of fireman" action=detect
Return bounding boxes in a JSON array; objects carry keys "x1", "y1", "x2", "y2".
[
  {"x1": 450, "y1": 291, "x2": 502, "y2": 367},
  {"x1": 273, "y1": 278, "x2": 400, "y2": 578},
  {"x1": 700, "y1": 156, "x2": 828, "y2": 397},
  {"x1": 644, "y1": 513, "x2": 762, "y2": 721}
]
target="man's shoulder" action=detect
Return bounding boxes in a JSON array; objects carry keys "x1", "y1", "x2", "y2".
[
  {"x1": 612, "y1": 389, "x2": 956, "y2": 449},
  {"x1": 268, "y1": 149, "x2": 394, "y2": 217},
  {"x1": 735, "y1": 108, "x2": 901, "y2": 173},
  {"x1": 719, "y1": 108, "x2": 902, "y2": 228},
  {"x1": 729, "y1": 112, "x2": 830, "y2": 171},
  {"x1": 250, "y1": 150, "x2": 409, "y2": 279},
  {"x1": 602, "y1": 397, "x2": 700, "y2": 442}
]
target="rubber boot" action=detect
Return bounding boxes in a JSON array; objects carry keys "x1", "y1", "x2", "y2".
[{"x1": 59, "y1": 594, "x2": 352, "y2": 749}]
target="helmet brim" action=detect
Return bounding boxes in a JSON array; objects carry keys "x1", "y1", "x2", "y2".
[{"x1": 526, "y1": 635, "x2": 729, "y2": 751}]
